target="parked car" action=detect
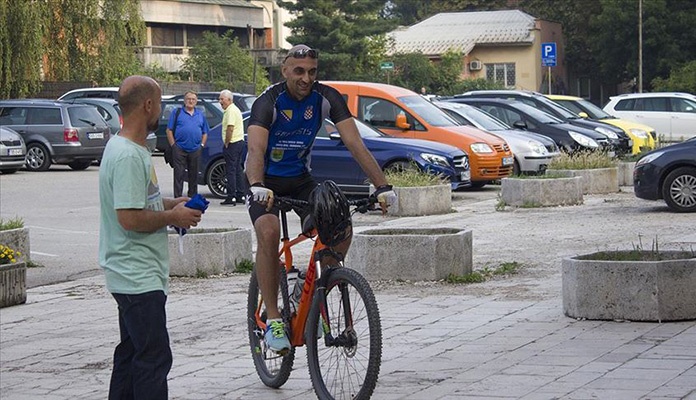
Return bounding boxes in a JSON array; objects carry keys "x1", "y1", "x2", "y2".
[
  {"x1": 0, "y1": 100, "x2": 110, "y2": 171},
  {"x1": 325, "y1": 81, "x2": 513, "y2": 188},
  {"x1": 546, "y1": 94, "x2": 657, "y2": 154},
  {"x1": 454, "y1": 90, "x2": 631, "y2": 155},
  {"x1": 444, "y1": 97, "x2": 614, "y2": 153},
  {"x1": 434, "y1": 101, "x2": 560, "y2": 175},
  {"x1": 603, "y1": 92, "x2": 696, "y2": 142},
  {"x1": 58, "y1": 87, "x2": 120, "y2": 101},
  {"x1": 198, "y1": 112, "x2": 471, "y2": 198},
  {"x1": 155, "y1": 97, "x2": 223, "y2": 152},
  {"x1": 64, "y1": 98, "x2": 157, "y2": 152},
  {"x1": 633, "y1": 137, "x2": 696, "y2": 212},
  {"x1": 175, "y1": 92, "x2": 257, "y2": 112},
  {"x1": 0, "y1": 126, "x2": 27, "y2": 174}
]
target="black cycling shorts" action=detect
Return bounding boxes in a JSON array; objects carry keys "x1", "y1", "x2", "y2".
[{"x1": 247, "y1": 173, "x2": 318, "y2": 225}]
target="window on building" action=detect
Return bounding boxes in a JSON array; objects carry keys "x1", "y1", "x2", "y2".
[
  {"x1": 151, "y1": 24, "x2": 184, "y2": 54},
  {"x1": 485, "y1": 63, "x2": 516, "y2": 88}
]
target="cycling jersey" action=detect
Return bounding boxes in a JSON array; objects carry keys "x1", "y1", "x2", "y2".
[{"x1": 248, "y1": 81, "x2": 352, "y2": 177}]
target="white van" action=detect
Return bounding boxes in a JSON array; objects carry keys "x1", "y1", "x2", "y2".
[{"x1": 603, "y1": 92, "x2": 696, "y2": 141}]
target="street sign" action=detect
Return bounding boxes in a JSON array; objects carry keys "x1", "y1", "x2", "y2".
[
  {"x1": 380, "y1": 62, "x2": 394, "y2": 70},
  {"x1": 541, "y1": 42, "x2": 556, "y2": 67}
]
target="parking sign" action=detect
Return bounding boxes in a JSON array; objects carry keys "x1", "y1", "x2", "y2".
[{"x1": 542, "y1": 42, "x2": 556, "y2": 67}]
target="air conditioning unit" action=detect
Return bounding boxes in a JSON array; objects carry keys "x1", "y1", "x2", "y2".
[{"x1": 469, "y1": 60, "x2": 483, "y2": 71}]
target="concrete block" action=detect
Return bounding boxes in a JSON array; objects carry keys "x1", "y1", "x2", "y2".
[
  {"x1": 501, "y1": 176, "x2": 583, "y2": 207},
  {"x1": 0, "y1": 228, "x2": 30, "y2": 264},
  {"x1": 168, "y1": 228, "x2": 253, "y2": 276},
  {"x1": 345, "y1": 227, "x2": 472, "y2": 281},
  {"x1": 372, "y1": 184, "x2": 452, "y2": 217},
  {"x1": 617, "y1": 161, "x2": 635, "y2": 186},
  {"x1": 562, "y1": 252, "x2": 696, "y2": 321},
  {"x1": 546, "y1": 167, "x2": 619, "y2": 194}
]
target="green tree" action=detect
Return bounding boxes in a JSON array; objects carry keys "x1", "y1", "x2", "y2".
[
  {"x1": 0, "y1": 0, "x2": 44, "y2": 98},
  {"x1": 181, "y1": 31, "x2": 270, "y2": 94},
  {"x1": 652, "y1": 61, "x2": 696, "y2": 93},
  {"x1": 278, "y1": 0, "x2": 396, "y2": 81}
]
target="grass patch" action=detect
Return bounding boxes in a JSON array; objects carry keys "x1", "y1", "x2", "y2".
[
  {"x1": 0, "y1": 216, "x2": 24, "y2": 231},
  {"x1": 580, "y1": 235, "x2": 695, "y2": 261},
  {"x1": 26, "y1": 260, "x2": 44, "y2": 268},
  {"x1": 548, "y1": 151, "x2": 616, "y2": 170},
  {"x1": 445, "y1": 261, "x2": 521, "y2": 284},
  {"x1": 234, "y1": 258, "x2": 254, "y2": 273},
  {"x1": 195, "y1": 268, "x2": 208, "y2": 279},
  {"x1": 383, "y1": 163, "x2": 447, "y2": 187}
]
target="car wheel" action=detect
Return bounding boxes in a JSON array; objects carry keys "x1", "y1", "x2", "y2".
[
  {"x1": 512, "y1": 159, "x2": 521, "y2": 176},
  {"x1": 206, "y1": 158, "x2": 227, "y2": 199},
  {"x1": 25, "y1": 143, "x2": 52, "y2": 171},
  {"x1": 68, "y1": 160, "x2": 92, "y2": 170},
  {"x1": 661, "y1": 166, "x2": 696, "y2": 213}
]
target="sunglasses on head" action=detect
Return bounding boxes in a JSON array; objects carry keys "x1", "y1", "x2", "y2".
[{"x1": 284, "y1": 48, "x2": 319, "y2": 62}]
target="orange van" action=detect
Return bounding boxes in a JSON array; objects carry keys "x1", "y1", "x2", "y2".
[{"x1": 325, "y1": 81, "x2": 513, "y2": 187}]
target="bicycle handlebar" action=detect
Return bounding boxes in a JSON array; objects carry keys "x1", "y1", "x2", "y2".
[{"x1": 273, "y1": 195, "x2": 378, "y2": 214}]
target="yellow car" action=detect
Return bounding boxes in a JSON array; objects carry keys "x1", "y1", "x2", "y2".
[{"x1": 546, "y1": 94, "x2": 656, "y2": 154}]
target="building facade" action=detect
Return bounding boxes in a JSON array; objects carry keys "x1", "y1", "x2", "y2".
[{"x1": 388, "y1": 10, "x2": 568, "y2": 94}]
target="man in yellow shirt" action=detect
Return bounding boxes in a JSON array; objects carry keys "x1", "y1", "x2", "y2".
[{"x1": 219, "y1": 90, "x2": 247, "y2": 205}]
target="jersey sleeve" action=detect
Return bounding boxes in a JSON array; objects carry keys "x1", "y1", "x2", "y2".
[
  {"x1": 248, "y1": 90, "x2": 276, "y2": 130},
  {"x1": 319, "y1": 84, "x2": 353, "y2": 124}
]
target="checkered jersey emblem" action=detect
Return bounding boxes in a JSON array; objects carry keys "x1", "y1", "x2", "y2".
[{"x1": 304, "y1": 106, "x2": 313, "y2": 120}]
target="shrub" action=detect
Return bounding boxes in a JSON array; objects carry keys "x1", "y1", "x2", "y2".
[
  {"x1": 548, "y1": 151, "x2": 616, "y2": 170},
  {"x1": 0, "y1": 217, "x2": 24, "y2": 231},
  {"x1": 384, "y1": 163, "x2": 447, "y2": 187}
]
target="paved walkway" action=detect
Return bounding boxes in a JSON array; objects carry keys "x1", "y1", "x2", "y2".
[{"x1": 2, "y1": 190, "x2": 696, "y2": 399}]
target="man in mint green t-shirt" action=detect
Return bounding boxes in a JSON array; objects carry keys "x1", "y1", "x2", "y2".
[{"x1": 99, "y1": 76, "x2": 203, "y2": 400}]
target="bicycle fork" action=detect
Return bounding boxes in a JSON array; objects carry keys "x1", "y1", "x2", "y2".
[{"x1": 314, "y1": 261, "x2": 356, "y2": 349}]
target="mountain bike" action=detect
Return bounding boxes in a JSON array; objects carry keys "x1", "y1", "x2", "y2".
[{"x1": 247, "y1": 182, "x2": 382, "y2": 400}]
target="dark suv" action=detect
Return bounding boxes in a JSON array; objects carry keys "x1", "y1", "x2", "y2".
[
  {"x1": 453, "y1": 90, "x2": 632, "y2": 155},
  {"x1": 0, "y1": 100, "x2": 110, "y2": 171}
]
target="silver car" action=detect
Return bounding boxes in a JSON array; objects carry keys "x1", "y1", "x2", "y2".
[
  {"x1": 0, "y1": 100, "x2": 111, "y2": 171},
  {"x1": 435, "y1": 101, "x2": 560, "y2": 175},
  {"x1": 0, "y1": 126, "x2": 27, "y2": 174}
]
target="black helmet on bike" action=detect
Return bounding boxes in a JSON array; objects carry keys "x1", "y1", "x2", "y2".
[{"x1": 310, "y1": 180, "x2": 351, "y2": 247}]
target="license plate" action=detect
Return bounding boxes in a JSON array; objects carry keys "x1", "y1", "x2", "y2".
[
  {"x1": 9, "y1": 149, "x2": 23, "y2": 156},
  {"x1": 88, "y1": 132, "x2": 104, "y2": 139},
  {"x1": 460, "y1": 171, "x2": 471, "y2": 181},
  {"x1": 502, "y1": 156, "x2": 514, "y2": 166}
]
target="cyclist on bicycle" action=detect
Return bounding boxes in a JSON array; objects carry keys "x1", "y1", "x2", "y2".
[{"x1": 246, "y1": 44, "x2": 396, "y2": 353}]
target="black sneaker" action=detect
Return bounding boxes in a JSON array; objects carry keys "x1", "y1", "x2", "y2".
[
  {"x1": 220, "y1": 199, "x2": 236, "y2": 206},
  {"x1": 235, "y1": 195, "x2": 246, "y2": 204}
]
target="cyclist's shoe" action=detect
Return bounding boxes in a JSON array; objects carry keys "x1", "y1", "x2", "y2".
[{"x1": 265, "y1": 319, "x2": 291, "y2": 353}]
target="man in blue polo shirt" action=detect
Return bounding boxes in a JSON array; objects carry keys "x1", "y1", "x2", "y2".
[{"x1": 166, "y1": 91, "x2": 209, "y2": 197}]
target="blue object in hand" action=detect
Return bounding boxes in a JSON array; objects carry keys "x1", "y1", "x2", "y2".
[{"x1": 173, "y1": 194, "x2": 209, "y2": 235}]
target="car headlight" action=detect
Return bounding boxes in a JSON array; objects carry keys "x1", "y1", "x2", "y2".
[
  {"x1": 470, "y1": 143, "x2": 494, "y2": 153},
  {"x1": 629, "y1": 128, "x2": 649, "y2": 139},
  {"x1": 420, "y1": 153, "x2": 450, "y2": 167},
  {"x1": 595, "y1": 126, "x2": 618, "y2": 139},
  {"x1": 636, "y1": 151, "x2": 663, "y2": 166},
  {"x1": 528, "y1": 140, "x2": 548, "y2": 155},
  {"x1": 568, "y1": 131, "x2": 599, "y2": 148}
]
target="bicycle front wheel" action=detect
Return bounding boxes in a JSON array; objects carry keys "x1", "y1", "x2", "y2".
[
  {"x1": 247, "y1": 267, "x2": 295, "y2": 388},
  {"x1": 306, "y1": 267, "x2": 382, "y2": 400}
]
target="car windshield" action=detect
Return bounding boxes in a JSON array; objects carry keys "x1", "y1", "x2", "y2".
[
  {"x1": 398, "y1": 95, "x2": 459, "y2": 127},
  {"x1": 513, "y1": 102, "x2": 565, "y2": 124},
  {"x1": 68, "y1": 106, "x2": 105, "y2": 127},
  {"x1": 322, "y1": 118, "x2": 384, "y2": 138},
  {"x1": 448, "y1": 104, "x2": 510, "y2": 131},
  {"x1": 539, "y1": 97, "x2": 579, "y2": 119},
  {"x1": 242, "y1": 96, "x2": 256, "y2": 110},
  {"x1": 573, "y1": 98, "x2": 613, "y2": 119}
]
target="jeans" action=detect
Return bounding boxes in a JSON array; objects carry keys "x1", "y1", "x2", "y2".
[
  {"x1": 109, "y1": 291, "x2": 172, "y2": 400},
  {"x1": 172, "y1": 145, "x2": 201, "y2": 198},
  {"x1": 223, "y1": 140, "x2": 247, "y2": 200}
]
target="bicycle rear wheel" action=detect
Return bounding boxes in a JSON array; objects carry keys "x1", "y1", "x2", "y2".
[
  {"x1": 247, "y1": 267, "x2": 295, "y2": 388},
  {"x1": 306, "y1": 267, "x2": 382, "y2": 400}
]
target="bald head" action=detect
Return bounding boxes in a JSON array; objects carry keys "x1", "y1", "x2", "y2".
[{"x1": 118, "y1": 75, "x2": 161, "y2": 117}]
